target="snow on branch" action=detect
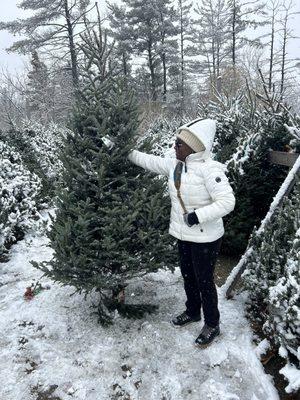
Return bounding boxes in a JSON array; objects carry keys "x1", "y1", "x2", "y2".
[{"x1": 223, "y1": 154, "x2": 300, "y2": 297}]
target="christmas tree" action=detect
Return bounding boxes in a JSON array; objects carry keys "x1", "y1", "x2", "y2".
[
  {"x1": 1, "y1": 120, "x2": 67, "y2": 204},
  {"x1": 0, "y1": 140, "x2": 42, "y2": 260},
  {"x1": 243, "y1": 179, "x2": 300, "y2": 365},
  {"x1": 223, "y1": 110, "x2": 295, "y2": 256},
  {"x1": 33, "y1": 22, "x2": 176, "y2": 324}
]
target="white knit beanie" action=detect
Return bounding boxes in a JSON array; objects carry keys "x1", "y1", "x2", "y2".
[{"x1": 176, "y1": 129, "x2": 206, "y2": 152}]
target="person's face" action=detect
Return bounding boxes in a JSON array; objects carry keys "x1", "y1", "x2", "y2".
[{"x1": 174, "y1": 138, "x2": 195, "y2": 162}]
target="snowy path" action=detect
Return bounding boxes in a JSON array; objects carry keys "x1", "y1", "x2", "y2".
[{"x1": 0, "y1": 234, "x2": 279, "y2": 400}]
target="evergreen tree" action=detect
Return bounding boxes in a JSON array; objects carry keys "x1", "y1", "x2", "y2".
[
  {"x1": 0, "y1": 141, "x2": 42, "y2": 261},
  {"x1": 198, "y1": 91, "x2": 251, "y2": 163},
  {"x1": 141, "y1": 114, "x2": 187, "y2": 156},
  {"x1": 269, "y1": 227, "x2": 300, "y2": 363},
  {"x1": 107, "y1": 2, "x2": 134, "y2": 79},
  {"x1": 227, "y1": 0, "x2": 266, "y2": 71},
  {"x1": 26, "y1": 51, "x2": 53, "y2": 122},
  {"x1": 188, "y1": 0, "x2": 231, "y2": 95},
  {"x1": 197, "y1": 81, "x2": 298, "y2": 256},
  {"x1": 177, "y1": 0, "x2": 192, "y2": 115},
  {"x1": 25, "y1": 52, "x2": 74, "y2": 124},
  {"x1": 109, "y1": 0, "x2": 179, "y2": 102},
  {"x1": 1, "y1": 120, "x2": 67, "y2": 203},
  {"x1": 0, "y1": 0, "x2": 94, "y2": 88},
  {"x1": 187, "y1": 0, "x2": 266, "y2": 97},
  {"x1": 155, "y1": 0, "x2": 179, "y2": 102},
  {"x1": 223, "y1": 111, "x2": 294, "y2": 255},
  {"x1": 243, "y1": 179, "x2": 300, "y2": 364},
  {"x1": 33, "y1": 24, "x2": 176, "y2": 324}
]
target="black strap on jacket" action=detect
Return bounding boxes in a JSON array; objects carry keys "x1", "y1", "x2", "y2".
[{"x1": 173, "y1": 162, "x2": 188, "y2": 214}]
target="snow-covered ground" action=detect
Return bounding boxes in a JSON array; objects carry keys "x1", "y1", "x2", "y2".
[{"x1": 0, "y1": 233, "x2": 280, "y2": 400}]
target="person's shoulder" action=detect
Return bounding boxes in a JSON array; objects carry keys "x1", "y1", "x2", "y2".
[
  {"x1": 208, "y1": 159, "x2": 227, "y2": 170},
  {"x1": 197, "y1": 158, "x2": 227, "y2": 174}
]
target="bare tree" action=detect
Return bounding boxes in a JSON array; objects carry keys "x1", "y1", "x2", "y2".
[
  {"x1": 0, "y1": 70, "x2": 27, "y2": 128},
  {"x1": 278, "y1": 1, "x2": 300, "y2": 98},
  {"x1": 267, "y1": 0, "x2": 281, "y2": 91}
]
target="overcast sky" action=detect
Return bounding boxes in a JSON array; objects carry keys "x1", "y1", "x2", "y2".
[{"x1": 1, "y1": 0, "x2": 300, "y2": 76}]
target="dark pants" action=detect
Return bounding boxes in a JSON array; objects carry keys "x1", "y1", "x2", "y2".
[{"x1": 178, "y1": 237, "x2": 222, "y2": 328}]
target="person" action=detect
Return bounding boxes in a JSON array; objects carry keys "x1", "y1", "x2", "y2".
[{"x1": 128, "y1": 118, "x2": 235, "y2": 347}]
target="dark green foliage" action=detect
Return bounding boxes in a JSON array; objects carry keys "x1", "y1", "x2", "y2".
[
  {"x1": 213, "y1": 120, "x2": 241, "y2": 164},
  {"x1": 108, "y1": 0, "x2": 179, "y2": 102},
  {"x1": 0, "y1": 141, "x2": 42, "y2": 260},
  {"x1": 243, "y1": 179, "x2": 300, "y2": 363},
  {"x1": 0, "y1": 122, "x2": 65, "y2": 205},
  {"x1": 198, "y1": 90, "x2": 300, "y2": 256},
  {"x1": 34, "y1": 77, "x2": 176, "y2": 323},
  {"x1": 1, "y1": 129, "x2": 52, "y2": 204},
  {"x1": 222, "y1": 112, "x2": 294, "y2": 256},
  {"x1": 199, "y1": 93, "x2": 258, "y2": 164},
  {"x1": 197, "y1": 94, "x2": 296, "y2": 256},
  {"x1": 107, "y1": 301, "x2": 159, "y2": 320}
]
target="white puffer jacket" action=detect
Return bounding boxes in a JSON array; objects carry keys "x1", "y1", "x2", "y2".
[{"x1": 129, "y1": 118, "x2": 235, "y2": 243}]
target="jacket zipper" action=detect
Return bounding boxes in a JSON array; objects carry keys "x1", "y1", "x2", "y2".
[
  {"x1": 181, "y1": 161, "x2": 186, "y2": 240},
  {"x1": 193, "y1": 208, "x2": 204, "y2": 233}
]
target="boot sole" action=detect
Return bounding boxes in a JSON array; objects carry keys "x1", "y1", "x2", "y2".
[{"x1": 194, "y1": 331, "x2": 221, "y2": 348}]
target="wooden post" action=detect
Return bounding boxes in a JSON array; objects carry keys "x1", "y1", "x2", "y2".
[{"x1": 224, "y1": 151, "x2": 300, "y2": 299}]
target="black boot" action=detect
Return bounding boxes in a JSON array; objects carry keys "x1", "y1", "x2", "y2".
[
  {"x1": 171, "y1": 311, "x2": 201, "y2": 327},
  {"x1": 195, "y1": 324, "x2": 220, "y2": 347}
]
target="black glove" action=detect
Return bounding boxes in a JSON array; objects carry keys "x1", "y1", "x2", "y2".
[{"x1": 183, "y1": 212, "x2": 199, "y2": 227}]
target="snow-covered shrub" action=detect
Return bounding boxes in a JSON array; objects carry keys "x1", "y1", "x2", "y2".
[
  {"x1": 218, "y1": 109, "x2": 297, "y2": 255},
  {"x1": 198, "y1": 92, "x2": 259, "y2": 164},
  {"x1": 268, "y1": 225, "x2": 300, "y2": 363},
  {"x1": 140, "y1": 114, "x2": 187, "y2": 157},
  {"x1": 243, "y1": 180, "x2": 300, "y2": 390},
  {"x1": 0, "y1": 141, "x2": 42, "y2": 260},
  {"x1": 0, "y1": 120, "x2": 68, "y2": 203},
  {"x1": 209, "y1": 98, "x2": 297, "y2": 254}
]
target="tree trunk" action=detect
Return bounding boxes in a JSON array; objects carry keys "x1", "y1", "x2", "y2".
[
  {"x1": 147, "y1": 42, "x2": 157, "y2": 101},
  {"x1": 64, "y1": 0, "x2": 79, "y2": 89},
  {"x1": 179, "y1": 0, "x2": 185, "y2": 115},
  {"x1": 159, "y1": 10, "x2": 167, "y2": 102},
  {"x1": 162, "y1": 52, "x2": 167, "y2": 102},
  {"x1": 268, "y1": 8, "x2": 275, "y2": 91},
  {"x1": 232, "y1": 0, "x2": 236, "y2": 73},
  {"x1": 122, "y1": 52, "x2": 128, "y2": 77},
  {"x1": 212, "y1": 37, "x2": 217, "y2": 90},
  {"x1": 280, "y1": 10, "x2": 288, "y2": 97}
]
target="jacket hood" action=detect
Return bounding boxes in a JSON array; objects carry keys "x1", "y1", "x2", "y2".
[{"x1": 177, "y1": 118, "x2": 216, "y2": 160}]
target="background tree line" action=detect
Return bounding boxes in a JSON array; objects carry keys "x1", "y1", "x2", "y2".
[{"x1": 0, "y1": 0, "x2": 299, "y2": 128}]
